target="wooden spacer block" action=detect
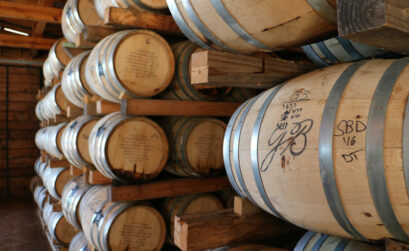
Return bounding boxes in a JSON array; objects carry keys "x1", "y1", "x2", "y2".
[{"x1": 233, "y1": 196, "x2": 262, "y2": 216}]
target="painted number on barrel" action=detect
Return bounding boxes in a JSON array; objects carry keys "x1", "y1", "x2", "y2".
[{"x1": 334, "y1": 119, "x2": 367, "y2": 163}]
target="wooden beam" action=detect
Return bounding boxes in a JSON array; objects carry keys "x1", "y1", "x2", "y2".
[
  {"x1": 174, "y1": 209, "x2": 300, "y2": 251},
  {"x1": 104, "y1": 7, "x2": 182, "y2": 35},
  {"x1": 0, "y1": 1, "x2": 62, "y2": 23},
  {"x1": 86, "y1": 169, "x2": 112, "y2": 185},
  {"x1": 97, "y1": 99, "x2": 241, "y2": 117},
  {"x1": 108, "y1": 176, "x2": 231, "y2": 202},
  {"x1": 191, "y1": 50, "x2": 317, "y2": 88},
  {"x1": 338, "y1": 0, "x2": 409, "y2": 54},
  {"x1": 386, "y1": 239, "x2": 409, "y2": 250},
  {"x1": 31, "y1": 0, "x2": 56, "y2": 57},
  {"x1": 0, "y1": 33, "x2": 56, "y2": 49}
]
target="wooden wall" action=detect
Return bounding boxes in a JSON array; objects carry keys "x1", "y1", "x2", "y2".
[{"x1": 0, "y1": 66, "x2": 41, "y2": 197}]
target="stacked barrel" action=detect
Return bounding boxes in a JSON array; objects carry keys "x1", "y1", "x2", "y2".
[{"x1": 31, "y1": 0, "x2": 407, "y2": 250}]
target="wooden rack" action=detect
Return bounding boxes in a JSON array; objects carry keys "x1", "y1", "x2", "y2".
[
  {"x1": 95, "y1": 99, "x2": 241, "y2": 117},
  {"x1": 174, "y1": 196, "x2": 302, "y2": 251}
]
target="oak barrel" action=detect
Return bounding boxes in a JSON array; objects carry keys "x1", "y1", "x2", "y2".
[
  {"x1": 62, "y1": 176, "x2": 92, "y2": 230},
  {"x1": 84, "y1": 30, "x2": 174, "y2": 103},
  {"x1": 33, "y1": 186, "x2": 47, "y2": 211},
  {"x1": 294, "y1": 231, "x2": 383, "y2": 251},
  {"x1": 163, "y1": 116, "x2": 226, "y2": 177},
  {"x1": 88, "y1": 112, "x2": 168, "y2": 182},
  {"x1": 34, "y1": 157, "x2": 48, "y2": 177},
  {"x1": 43, "y1": 38, "x2": 72, "y2": 86},
  {"x1": 35, "y1": 83, "x2": 70, "y2": 120},
  {"x1": 159, "y1": 41, "x2": 231, "y2": 101},
  {"x1": 162, "y1": 193, "x2": 223, "y2": 241},
  {"x1": 62, "y1": 0, "x2": 100, "y2": 43},
  {"x1": 61, "y1": 51, "x2": 95, "y2": 108},
  {"x1": 167, "y1": 0, "x2": 337, "y2": 53},
  {"x1": 35, "y1": 123, "x2": 67, "y2": 159},
  {"x1": 61, "y1": 115, "x2": 99, "y2": 168},
  {"x1": 45, "y1": 211, "x2": 78, "y2": 245},
  {"x1": 94, "y1": 0, "x2": 168, "y2": 20},
  {"x1": 69, "y1": 232, "x2": 90, "y2": 251},
  {"x1": 303, "y1": 37, "x2": 387, "y2": 67},
  {"x1": 42, "y1": 166, "x2": 71, "y2": 200},
  {"x1": 224, "y1": 58, "x2": 409, "y2": 242},
  {"x1": 80, "y1": 185, "x2": 166, "y2": 250}
]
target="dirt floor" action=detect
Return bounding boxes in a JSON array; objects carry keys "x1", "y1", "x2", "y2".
[{"x1": 0, "y1": 198, "x2": 50, "y2": 251}]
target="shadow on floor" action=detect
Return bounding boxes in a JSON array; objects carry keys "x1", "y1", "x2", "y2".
[{"x1": 0, "y1": 198, "x2": 50, "y2": 251}]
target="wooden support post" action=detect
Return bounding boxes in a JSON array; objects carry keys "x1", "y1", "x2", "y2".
[
  {"x1": 338, "y1": 0, "x2": 409, "y2": 54},
  {"x1": 104, "y1": 7, "x2": 182, "y2": 35},
  {"x1": 108, "y1": 176, "x2": 231, "y2": 202},
  {"x1": 191, "y1": 50, "x2": 316, "y2": 88},
  {"x1": 97, "y1": 99, "x2": 241, "y2": 117},
  {"x1": 174, "y1": 209, "x2": 299, "y2": 251},
  {"x1": 69, "y1": 165, "x2": 83, "y2": 177},
  {"x1": 83, "y1": 95, "x2": 99, "y2": 116}
]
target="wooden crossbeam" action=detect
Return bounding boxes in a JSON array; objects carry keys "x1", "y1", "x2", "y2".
[
  {"x1": 0, "y1": 33, "x2": 56, "y2": 49},
  {"x1": 108, "y1": 176, "x2": 231, "y2": 202},
  {"x1": 31, "y1": 0, "x2": 56, "y2": 57},
  {"x1": 0, "y1": 1, "x2": 62, "y2": 23}
]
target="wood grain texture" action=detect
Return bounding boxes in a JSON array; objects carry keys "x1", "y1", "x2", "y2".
[
  {"x1": 108, "y1": 176, "x2": 231, "y2": 202},
  {"x1": 338, "y1": 0, "x2": 409, "y2": 54},
  {"x1": 0, "y1": 0, "x2": 62, "y2": 23}
]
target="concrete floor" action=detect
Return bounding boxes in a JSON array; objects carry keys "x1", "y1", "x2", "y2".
[{"x1": 0, "y1": 198, "x2": 50, "y2": 251}]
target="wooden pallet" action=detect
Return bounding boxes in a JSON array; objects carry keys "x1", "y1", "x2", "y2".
[{"x1": 174, "y1": 197, "x2": 301, "y2": 251}]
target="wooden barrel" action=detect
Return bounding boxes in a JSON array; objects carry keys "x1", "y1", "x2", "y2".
[
  {"x1": 61, "y1": 115, "x2": 99, "y2": 168},
  {"x1": 303, "y1": 37, "x2": 387, "y2": 66},
  {"x1": 45, "y1": 211, "x2": 78, "y2": 245},
  {"x1": 43, "y1": 38, "x2": 72, "y2": 86},
  {"x1": 34, "y1": 157, "x2": 47, "y2": 177},
  {"x1": 167, "y1": 0, "x2": 337, "y2": 53},
  {"x1": 223, "y1": 88, "x2": 259, "y2": 102},
  {"x1": 42, "y1": 166, "x2": 72, "y2": 200},
  {"x1": 62, "y1": 0, "x2": 100, "y2": 43},
  {"x1": 163, "y1": 194, "x2": 224, "y2": 241},
  {"x1": 94, "y1": 0, "x2": 168, "y2": 20},
  {"x1": 36, "y1": 83, "x2": 70, "y2": 120},
  {"x1": 69, "y1": 232, "x2": 90, "y2": 251},
  {"x1": 294, "y1": 231, "x2": 383, "y2": 251},
  {"x1": 159, "y1": 41, "x2": 231, "y2": 101},
  {"x1": 33, "y1": 186, "x2": 47, "y2": 210},
  {"x1": 79, "y1": 185, "x2": 166, "y2": 250},
  {"x1": 61, "y1": 51, "x2": 95, "y2": 108},
  {"x1": 84, "y1": 30, "x2": 174, "y2": 103},
  {"x1": 88, "y1": 112, "x2": 168, "y2": 182},
  {"x1": 62, "y1": 176, "x2": 92, "y2": 230},
  {"x1": 35, "y1": 123, "x2": 67, "y2": 159},
  {"x1": 163, "y1": 117, "x2": 226, "y2": 177},
  {"x1": 224, "y1": 58, "x2": 409, "y2": 242}
]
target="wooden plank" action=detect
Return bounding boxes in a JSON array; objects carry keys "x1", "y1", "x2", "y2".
[
  {"x1": 84, "y1": 25, "x2": 120, "y2": 42},
  {"x1": 104, "y1": 7, "x2": 182, "y2": 35},
  {"x1": 174, "y1": 209, "x2": 300, "y2": 251},
  {"x1": 338, "y1": 0, "x2": 409, "y2": 54},
  {"x1": 233, "y1": 197, "x2": 262, "y2": 216},
  {"x1": 66, "y1": 105, "x2": 83, "y2": 118},
  {"x1": 191, "y1": 50, "x2": 316, "y2": 88},
  {"x1": 69, "y1": 165, "x2": 83, "y2": 177},
  {"x1": 49, "y1": 159, "x2": 70, "y2": 168},
  {"x1": 0, "y1": 33, "x2": 57, "y2": 50},
  {"x1": 97, "y1": 99, "x2": 241, "y2": 117},
  {"x1": 0, "y1": 1, "x2": 62, "y2": 23},
  {"x1": 109, "y1": 176, "x2": 231, "y2": 202},
  {"x1": 386, "y1": 239, "x2": 409, "y2": 250},
  {"x1": 87, "y1": 169, "x2": 112, "y2": 185}
]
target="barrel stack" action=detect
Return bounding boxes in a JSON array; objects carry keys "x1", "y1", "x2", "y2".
[{"x1": 30, "y1": 0, "x2": 409, "y2": 250}]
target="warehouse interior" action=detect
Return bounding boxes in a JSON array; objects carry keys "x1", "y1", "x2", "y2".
[{"x1": 1, "y1": 0, "x2": 409, "y2": 251}]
